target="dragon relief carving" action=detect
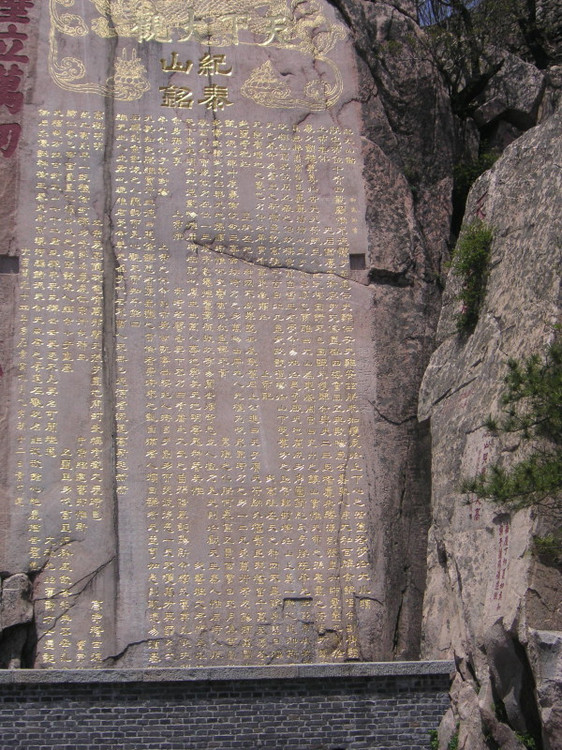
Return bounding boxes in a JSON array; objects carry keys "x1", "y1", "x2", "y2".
[{"x1": 49, "y1": 0, "x2": 346, "y2": 109}]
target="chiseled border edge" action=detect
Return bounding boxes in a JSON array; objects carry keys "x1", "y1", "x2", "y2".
[{"x1": 0, "y1": 661, "x2": 455, "y2": 684}]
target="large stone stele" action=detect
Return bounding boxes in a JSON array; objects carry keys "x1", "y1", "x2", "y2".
[{"x1": 1, "y1": 1, "x2": 453, "y2": 668}]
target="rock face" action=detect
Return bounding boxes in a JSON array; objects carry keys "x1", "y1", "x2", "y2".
[
  {"x1": 419, "y1": 106, "x2": 562, "y2": 748},
  {"x1": 0, "y1": 1, "x2": 453, "y2": 667},
  {"x1": 473, "y1": 54, "x2": 545, "y2": 135},
  {"x1": 0, "y1": 573, "x2": 34, "y2": 668}
]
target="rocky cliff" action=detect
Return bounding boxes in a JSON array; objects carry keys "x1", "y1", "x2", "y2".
[{"x1": 420, "y1": 91, "x2": 562, "y2": 750}]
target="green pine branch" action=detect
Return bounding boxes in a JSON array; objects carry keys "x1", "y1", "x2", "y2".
[{"x1": 462, "y1": 338, "x2": 562, "y2": 516}]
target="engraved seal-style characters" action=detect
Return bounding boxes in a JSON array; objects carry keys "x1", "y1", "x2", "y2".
[{"x1": 48, "y1": 0, "x2": 346, "y2": 109}]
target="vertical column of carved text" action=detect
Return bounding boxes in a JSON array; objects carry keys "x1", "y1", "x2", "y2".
[
  {"x1": 213, "y1": 119, "x2": 241, "y2": 254},
  {"x1": 294, "y1": 280, "x2": 348, "y2": 637},
  {"x1": 232, "y1": 262, "x2": 267, "y2": 662},
  {"x1": 272, "y1": 124, "x2": 298, "y2": 267},
  {"x1": 323, "y1": 128, "x2": 349, "y2": 273},
  {"x1": 175, "y1": 118, "x2": 199, "y2": 663},
  {"x1": 158, "y1": 122, "x2": 185, "y2": 664},
  {"x1": 231, "y1": 121, "x2": 253, "y2": 261},
  {"x1": 15, "y1": 117, "x2": 65, "y2": 664},
  {"x1": 270, "y1": 274, "x2": 318, "y2": 663},
  {"x1": 154, "y1": 114, "x2": 180, "y2": 665},
  {"x1": 140, "y1": 240, "x2": 160, "y2": 661},
  {"x1": 183, "y1": 119, "x2": 197, "y2": 248},
  {"x1": 113, "y1": 111, "x2": 133, "y2": 582},
  {"x1": 15, "y1": 110, "x2": 105, "y2": 666},
  {"x1": 183, "y1": 250, "x2": 208, "y2": 665},
  {"x1": 241, "y1": 120, "x2": 265, "y2": 265},
  {"x1": 261, "y1": 124, "x2": 282, "y2": 266},
  {"x1": 178, "y1": 119, "x2": 208, "y2": 663},
  {"x1": 333, "y1": 278, "x2": 370, "y2": 658},
  {"x1": 288, "y1": 128, "x2": 310, "y2": 268},
  {"x1": 273, "y1": 124, "x2": 302, "y2": 269},
  {"x1": 164, "y1": 114, "x2": 193, "y2": 662},
  {"x1": 114, "y1": 110, "x2": 140, "y2": 632},
  {"x1": 62, "y1": 110, "x2": 106, "y2": 666},
  {"x1": 299, "y1": 126, "x2": 322, "y2": 265},
  {"x1": 341, "y1": 129, "x2": 364, "y2": 257},
  {"x1": 113, "y1": 113, "x2": 162, "y2": 662},
  {"x1": 170, "y1": 284, "x2": 191, "y2": 663}
]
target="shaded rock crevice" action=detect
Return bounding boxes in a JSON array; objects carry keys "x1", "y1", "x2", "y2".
[
  {"x1": 0, "y1": 573, "x2": 35, "y2": 668},
  {"x1": 326, "y1": 0, "x2": 455, "y2": 660},
  {"x1": 100, "y1": 25, "x2": 121, "y2": 664}
]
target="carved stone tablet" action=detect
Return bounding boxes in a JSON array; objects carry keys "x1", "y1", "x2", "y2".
[{"x1": 0, "y1": 0, "x2": 453, "y2": 667}]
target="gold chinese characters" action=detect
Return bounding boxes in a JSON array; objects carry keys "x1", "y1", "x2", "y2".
[{"x1": 160, "y1": 53, "x2": 233, "y2": 111}]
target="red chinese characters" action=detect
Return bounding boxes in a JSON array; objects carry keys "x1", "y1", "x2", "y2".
[
  {"x1": 492, "y1": 522, "x2": 510, "y2": 610},
  {"x1": 0, "y1": 1, "x2": 33, "y2": 24},
  {"x1": 0, "y1": 120, "x2": 20, "y2": 156},
  {"x1": 0, "y1": 0, "x2": 32, "y2": 158},
  {"x1": 468, "y1": 433, "x2": 492, "y2": 523},
  {"x1": 0, "y1": 63, "x2": 24, "y2": 113}
]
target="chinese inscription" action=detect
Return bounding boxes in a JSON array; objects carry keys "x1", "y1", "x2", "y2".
[
  {"x1": 49, "y1": 0, "x2": 347, "y2": 110},
  {"x1": 160, "y1": 53, "x2": 233, "y2": 111},
  {"x1": 14, "y1": 108, "x2": 373, "y2": 666},
  {"x1": 492, "y1": 522, "x2": 510, "y2": 610},
  {"x1": 0, "y1": 0, "x2": 33, "y2": 157}
]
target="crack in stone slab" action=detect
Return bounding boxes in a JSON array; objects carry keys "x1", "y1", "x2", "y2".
[
  {"x1": 35, "y1": 556, "x2": 116, "y2": 604},
  {"x1": 335, "y1": 427, "x2": 353, "y2": 657},
  {"x1": 370, "y1": 402, "x2": 417, "y2": 426},
  {"x1": 36, "y1": 557, "x2": 116, "y2": 642},
  {"x1": 191, "y1": 242, "x2": 373, "y2": 287},
  {"x1": 103, "y1": 637, "x2": 165, "y2": 664}
]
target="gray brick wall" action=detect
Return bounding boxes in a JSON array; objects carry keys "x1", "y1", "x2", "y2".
[{"x1": 0, "y1": 663, "x2": 453, "y2": 749}]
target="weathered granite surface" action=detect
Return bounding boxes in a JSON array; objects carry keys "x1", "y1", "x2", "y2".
[
  {"x1": 419, "y1": 105, "x2": 562, "y2": 749},
  {"x1": 0, "y1": 0, "x2": 454, "y2": 668}
]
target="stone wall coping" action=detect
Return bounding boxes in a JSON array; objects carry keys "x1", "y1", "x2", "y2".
[{"x1": 0, "y1": 661, "x2": 454, "y2": 685}]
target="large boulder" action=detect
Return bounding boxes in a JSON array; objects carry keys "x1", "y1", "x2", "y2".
[{"x1": 473, "y1": 52, "x2": 545, "y2": 131}]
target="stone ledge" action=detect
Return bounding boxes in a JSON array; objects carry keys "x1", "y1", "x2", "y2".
[{"x1": 0, "y1": 661, "x2": 454, "y2": 685}]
